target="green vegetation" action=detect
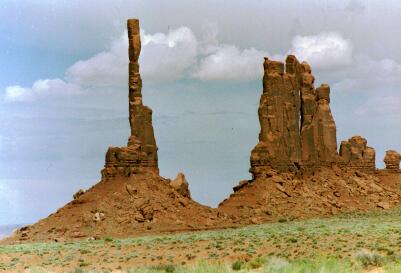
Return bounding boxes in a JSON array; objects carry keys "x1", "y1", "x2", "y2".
[{"x1": 2, "y1": 207, "x2": 401, "y2": 272}]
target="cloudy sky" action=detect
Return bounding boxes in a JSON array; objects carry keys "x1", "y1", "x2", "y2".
[{"x1": 1, "y1": 0, "x2": 400, "y2": 225}]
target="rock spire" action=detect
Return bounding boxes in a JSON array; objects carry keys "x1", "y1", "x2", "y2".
[
  {"x1": 101, "y1": 19, "x2": 158, "y2": 179},
  {"x1": 250, "y1": 55, "x2": 376, "y2": 177}
]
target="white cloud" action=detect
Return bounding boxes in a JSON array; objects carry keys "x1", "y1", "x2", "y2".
[
  {"x1": 66, "y1": 26, "x2": 198, "y2": 86},
  {"x1": 193, "y1": 45, "x2": 268, "y2": 81},
  {"x1": 4, "y1": 26, "x2": 198, "y2": 102},
  {"x1": 289, "y1": 32, "x2": 353, "y2": 69},
  {"x1": 66, "y1": 32, "x2": 128, "y2": 87},
  {"x1": 4, "y1": 79, "x2": 82, "y2": 102},
  {"x1": 141, "y1": 26, "x2": 198, "y2": 81}
]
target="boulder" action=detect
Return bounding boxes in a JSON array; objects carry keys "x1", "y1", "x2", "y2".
[
  {"x1": 170, "y1": 172, "x2": 191, "y2": 198},
  {"x1": 384, "y1": 150, "x2": 401, "y2": 170},
  {"x1": 73, "y1": 189, "x2": 85, "y2": 200}
]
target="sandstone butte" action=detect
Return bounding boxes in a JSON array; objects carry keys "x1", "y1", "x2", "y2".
[{"x1": 2, "y1": 19, "x2": 401, "y2": 244}]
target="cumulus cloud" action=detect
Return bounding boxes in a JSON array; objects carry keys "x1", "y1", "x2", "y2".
[
  {"x1": 141, "y1": 26, "x2": 198, "y2": 81},
  {"x1": 193, "y1": 45, "x2": 268, "y2": 81},
  {"x1": 4, "y1": 26, "x2": 198, "y2": 102},
  {"x1": 289, "y1": 32, "x2": 353, "y2": 69},
  {"x1": 66, "y1": 32, "x2": 128, "y2": 87},
  {"x1": 4, "y1": 79, "x2": 82, "y2": 102},
  {"x1": 67, "y1": 26, "x2": 198, "y2": 86}
]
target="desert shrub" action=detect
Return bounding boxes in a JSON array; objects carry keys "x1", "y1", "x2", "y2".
[
  {"x1": 249, "y1": 257, "x2": 267, "y2": 269},
  {"x1": 231, "y1": 260, "x2": 243, "y2": 270},
  {"x1": 355, "y1": 249, "x2": 385, "y2": 267},
  {"x1": 103, "y1": 237, "x2": 113, "y2": 242}
]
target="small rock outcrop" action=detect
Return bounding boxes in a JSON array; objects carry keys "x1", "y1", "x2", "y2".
[
  {"x1": 73, "y1": 189, "x2": 85, "y2": 200},
  {"x1": 250, "y1": 55, "x2": 339, "y2": 178},
  {"x1": 101, "y1": 19, "x2": 158, "y2": 180},
  {"x1": 339, "y1": 136, "x2": 376, "y2": 173},
  {"x1": 170, "y1": 173, "x2": 191, "y2": 198},
  {"x1": 384, "y1": 150, "x2": 401, "y2": 171}
]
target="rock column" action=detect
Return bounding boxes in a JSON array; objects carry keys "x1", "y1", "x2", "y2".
[
  {"x1": 384, "y1": 150, "x2": 401, "y2": 171},
  {"x1": 101, "y1": 19, "x2": 159, "y2": 179}
]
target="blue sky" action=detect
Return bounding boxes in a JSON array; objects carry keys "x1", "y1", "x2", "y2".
[{"x1": 1, "y1": 0, "x2": 401, "y2": 225}]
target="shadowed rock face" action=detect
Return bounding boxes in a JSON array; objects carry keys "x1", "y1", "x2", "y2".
[
  {"x1": 101, "y1": 19, "x2": 158, "y2": 179},
  {"x1": 250, "y1": 55, "x2": 340, "y2": 178},
  {"x1": 384, "y1": 150, "x2": 401, "y2": 171},
  {"x1": 250, "y1": 55, "x2": 378, "y2": 178}
]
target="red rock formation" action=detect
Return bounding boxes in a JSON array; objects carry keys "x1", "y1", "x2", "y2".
[
  {"x1": 384, "y1": 150, "x2": 401, "y2": 171},
  {"x1": 339, "y1": 136, "x2": 376, "y2": 173},
  {"x1": 170, "y1": 172, "x2": 191, "y2": 198},
  {"x1": 250, "y1": 55, "x2": 340, "y2": 178},
  {"x1": 102, "y1": 19, "x2": 158, "y2": 179}
]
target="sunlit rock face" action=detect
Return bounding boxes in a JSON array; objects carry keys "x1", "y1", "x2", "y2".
[
  {"x1": 384, "y1": 150, "x2": 401, "y2": 171},
  {"x1": 250, "y1": 55, "x2": 378, "y2": 178},
  {"x1": 102, "y1": 19, "x2": 158, "y2": 180},
  {"x1": 250, "y1": 55, "x2": 341, "y2": 178}
]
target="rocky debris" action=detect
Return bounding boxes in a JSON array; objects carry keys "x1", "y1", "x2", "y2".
[
  {"x1": 170, "y1": 173, "x2": 191, "y2": 198},
  {"x1": 219, "y1": 167, "x2": 401, "y2": 221},
  {"x1": 233, "y1": 180, "x2": 250, "y2": 192},
  {"x1": 73, "y1": 189, "x2": 85, "y2": 200},
  {"x1": 101, "y1": 19, "x2": 158, "y2": 180},
  {"x1": 377, "y1": 201, "x2": 390, "y2": 210},
  {"x1": 93, "y1": 212, "x2": 105, "y2": 222},
  {"x1": 250, "y1": 56, "x2": 340, "y2": 178},
  {"x1": 384, "y1": 150, "x2": 401, "y2": 171},
  {"x1": 339, "y1": 136, "x2": 376, "y2": 173}
]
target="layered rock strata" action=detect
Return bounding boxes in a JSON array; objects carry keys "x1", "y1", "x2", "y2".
[
  {"x1": 250, "y1": 56, "x2": 340, "y2": 178},
  {"x1": 339, "y1": 136, "x2": 376, "y2": 174},
  {"x1": 101, "y1": 19, "x2": 158, "y2": 179},
  {"x1": 384, "y1": 150, "x2": 401, "y2": 171}
]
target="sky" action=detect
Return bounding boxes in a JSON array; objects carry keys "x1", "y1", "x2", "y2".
[{"x1": 0, "y1": 0, "x2": 400, "y2": 225}]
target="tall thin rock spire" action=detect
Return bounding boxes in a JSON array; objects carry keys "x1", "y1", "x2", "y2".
[{"x1": 101, "y1": 19, "x2": 158, "y2": 180}]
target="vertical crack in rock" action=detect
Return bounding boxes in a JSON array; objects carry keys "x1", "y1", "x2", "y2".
[
  {"x1": 101, "y1": 19, "x2": 158, "y2": 180},
  {"x1": 250, "y1": 55, "x2": 376, "y2": 178}
]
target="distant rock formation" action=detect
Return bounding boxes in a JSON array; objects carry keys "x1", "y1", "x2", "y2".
[
  {"x1": 102, "y1": 19, "x2": 158, "y2": 180},
  {"x1": 250, "y1": 56, "x2": 341, "y2": 178},
  {"x1": 384, "y1": 150, "x2": 401, "y2": 171},
  {"x1": 339, "y1": 136, "x2": 376, "y2": 174},
  {"x1": 250, "y1": 56, "x2": 379, "y2": 177}
]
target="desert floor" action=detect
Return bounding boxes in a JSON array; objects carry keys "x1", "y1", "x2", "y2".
[{"x1": 2, "y1": 208, "x2": 401, "y2": 272}]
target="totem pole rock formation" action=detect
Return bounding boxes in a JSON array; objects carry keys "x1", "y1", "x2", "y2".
[
  {"x1": 250, "y1": 55, "x2": 377, "y2": 178},
  {"x1": 101, "y1": 19, "x2": 158, "y2": 179},
  {"x1": 384, "y1": 150, "x2": 401, "y2": 171}
]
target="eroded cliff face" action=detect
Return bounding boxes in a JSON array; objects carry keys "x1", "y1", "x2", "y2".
[
  {"x1": 101, "y1": 19, "x2": 158, "y2": 179},
  {"x1": 250, "y1": 55, "x2": 380, "y2": 178},
  {"x1": 250, "y1": 55, "x2": 340, "y2": 178}
]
